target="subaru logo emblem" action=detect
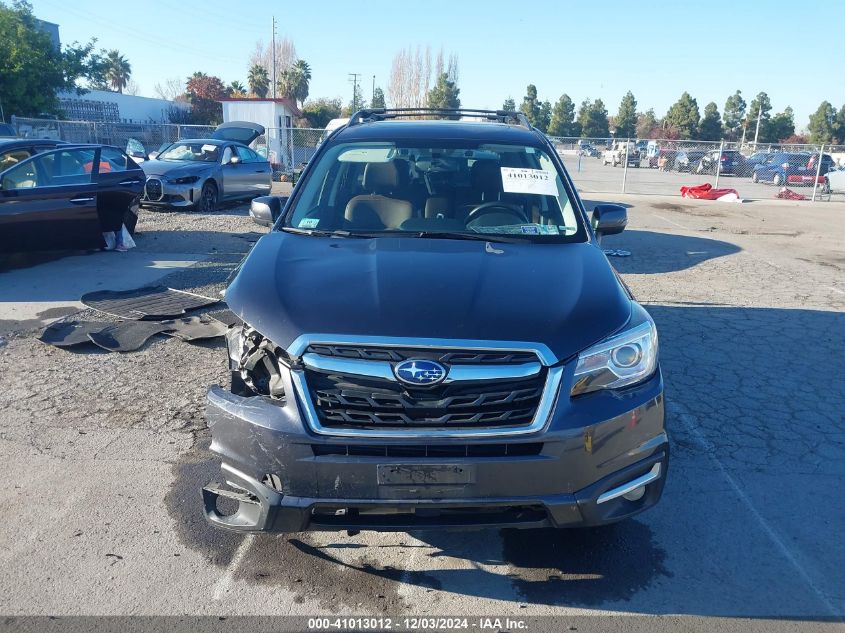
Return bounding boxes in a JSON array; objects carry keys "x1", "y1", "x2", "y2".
[{"x1": 394, "y1": 359, "x2": 448, "y2": 386}]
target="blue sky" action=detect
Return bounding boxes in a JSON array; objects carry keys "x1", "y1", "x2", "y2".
[{"x1": 31, "y1": 0, "x2": 842, "y2": 131}]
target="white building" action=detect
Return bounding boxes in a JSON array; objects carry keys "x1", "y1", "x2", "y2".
[
  {"x1": 57, "y1": 90, "x2": 189, "y2": 123},
  {"x1": 220, "y1": 97, "x2": 302, "y2": 170}
]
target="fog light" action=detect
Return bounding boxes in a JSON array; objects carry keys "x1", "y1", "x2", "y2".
[{"x1": 622, "y1": 485, "x2": 646, "y2": 501}]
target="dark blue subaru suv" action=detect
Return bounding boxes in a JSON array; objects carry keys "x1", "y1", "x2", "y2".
[{"x1": 204, "y1": 109, "x2": 668, "y2": 533}]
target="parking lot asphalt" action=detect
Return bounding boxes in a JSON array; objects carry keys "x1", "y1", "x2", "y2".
[
  {"x1": 560, "y1": 153, "x2": 845, "y2": 202},
  {"x1": 0, "y1": 191, "x2": 843, "y2": 629}
]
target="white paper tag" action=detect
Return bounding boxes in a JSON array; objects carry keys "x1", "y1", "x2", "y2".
[
  {"x1": 298, "y1": 218, "x2": 319, "y2": 228},
  {"x1": 201, "y1": 144, "x2": 217, "y2": 153},
  {"x1": 500, "y1": 167, "x2": 558, "y2": 196}
]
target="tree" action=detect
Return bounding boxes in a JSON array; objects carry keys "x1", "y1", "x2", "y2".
[
  {"x1": 723, "y1": 90, "x2": 746, "y2": 140},
  {"x1": 388, "y1": 45, "x2": 437, "y2": 108},
  {"x1": 103, "y1": 49, "x2": 131, "y2": 93},
  {"x1": 277, "y1": 59, "x2": 311, "y2": 105},
  {"x1": 614, "y1": 91, "x2": 637, "y2": 138},
  {"x1": 547, "y1": 94, "x2": 579, "y2": 137},
  {"x1": 371, "y1": 87, "x2": 386, "y2": 109},
  {"x1": 834, "y1": 105, "x2": 845, "y2": 144},
  {"x1": 698, "y1": 102, "x2": 723, "y2": 141},
  {"x1": 185, "y1": 72, "x2": 228, "y2": 125},
  {"x1": 154, "y1": 77, "x2": 183, "y2": 101},
  {"x1": 229, "y1": 80, "x2": 247, "y2": 97},
  {"x1": 302, "y1": 97, "x2": 342, "y2": 128},
  {"x1": 664, "y1": 92, "x2": 700, "y2": 139},
  {"x1": 342, "y1": 81, "x2": 366, "y2": 116},
  {"x1": 763, "y1": 107, "x2": 795, "y2": 143},
  {"x1": 502, "y1": 97, "x2": 516, "y2": 112},
  {"x1": 0, "y1": 1, "x2": 99, "y2": 116},
  {"x1": 427, "y1": 72, "x2": 461, "y2": 115},
  {"x1": 520, "y1": 84, "x2": 541, "y2": 126},
  {"x1": 636, "y1": 109, "x2": 659, "y2": 139},
  {"x1": 577, "y1": 98, "x2": 610, "y2": 138},
  {"x1": 747, "y1": 91, "x2": 772, "y2": 141},
  {"x1": 249, "y1": 37, "x2": 297, "y2": 97},
  {"x1": 124, "y1": 79, "x2": 140, "y2": 96},
  {"x1": 247, "y1": 64, "x2": 269, "y2": 98},
  {"x1": 807, "y1": 101, "x2": 837, "y2": 144}
]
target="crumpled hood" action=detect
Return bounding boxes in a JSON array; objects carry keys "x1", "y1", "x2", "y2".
[
  {"x1": 140, "y1": 159, "x2": 211, "y2": 178},
  {"x1": 225, "y1": 233, "x2": 632, "y2": 363}
]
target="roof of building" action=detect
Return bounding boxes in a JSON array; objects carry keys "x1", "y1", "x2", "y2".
[{"x1": 219, "y1": 97, "x2": 302, "y2": 118}]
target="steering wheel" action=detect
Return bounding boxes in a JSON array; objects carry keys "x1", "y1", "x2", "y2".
[{"x1": 465, "y1": 201, "x2": 528, "y2": 225}]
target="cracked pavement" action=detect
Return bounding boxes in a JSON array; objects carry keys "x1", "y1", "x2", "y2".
[{"x1": 0, "y1": 193, "x2": 843, "y2": 630}]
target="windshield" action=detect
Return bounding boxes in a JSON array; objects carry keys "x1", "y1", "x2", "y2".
[
  {"x1": 284, "y1": 141, "x2": 584, "y2": 242},
  {"x1": 157, "y1": 142, "x2": 220, "y2": 162}
]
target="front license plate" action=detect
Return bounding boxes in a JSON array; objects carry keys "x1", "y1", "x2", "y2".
[{"x1": 377, "y1": 464, "x2": 472, "y2": 486}]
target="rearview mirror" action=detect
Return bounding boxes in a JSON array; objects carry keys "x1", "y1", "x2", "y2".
[
  {"x1": 591, "y1": 204, "x2": 627, "y2": 242},
  {"x1": 250, "y1": 195, "x2": 288, "y2": 227}
]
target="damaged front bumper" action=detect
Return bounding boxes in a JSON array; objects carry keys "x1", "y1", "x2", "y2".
[{"x1": 202, "y1": 366, "x2": 668, "y2": 532}]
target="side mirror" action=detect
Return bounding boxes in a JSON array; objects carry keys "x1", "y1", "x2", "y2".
[
  {"x1": 250, "y1": 195, "x2": 288, "y2": 227},
  {"x1": 148, "y1": 151, "x2": 160, "y2": 161},
  {"x1": 591, "y1": 204, "x2": 627, "y2": 242}
]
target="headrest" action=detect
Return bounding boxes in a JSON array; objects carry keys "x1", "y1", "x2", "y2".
[
  {"x1": 363, "y1": 161, "x2": 400, "y2": 193},
  {"x1": 471, "y1": 159, "x2": 502, "y2": 194}
]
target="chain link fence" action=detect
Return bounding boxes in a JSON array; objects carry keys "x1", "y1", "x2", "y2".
[
  {"x1": 550, "y1": 136, "x2": 845, "y2": 202},
  {"x1": 8, "y1": 116, "x2": 844, "y2": 201}
]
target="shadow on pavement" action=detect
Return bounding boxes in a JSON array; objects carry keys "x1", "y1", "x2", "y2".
[{"x1": 601, "y1": 229, "x2": 741, "y2": 274}]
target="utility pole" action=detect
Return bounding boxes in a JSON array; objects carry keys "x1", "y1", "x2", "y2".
[
  {"x1": 372, "y1": 75, "x2": 376, "y2": 102},
  {"x1": 271, "y1": 16, "x2": 277, "y2": 99},
  {"x1": 752, "y1": 103, "x2": 763, "y2": 148},
  {"x1": 349, "y1": 73, "x2": 361, "y2": 111}
]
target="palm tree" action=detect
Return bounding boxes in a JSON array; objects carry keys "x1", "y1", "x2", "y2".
[
  {"x1": 247, "y1": 64, "x2": 269, "y2": 99},
  {"x1": 229, "y1": 80, "x2": 246, "y2": 97},
  {"x1": 277, "y1": 59, "x2": 311, "y2": 106},
  {"x1": 104, "y1": 50, "x2": 131, "y2": 94}
]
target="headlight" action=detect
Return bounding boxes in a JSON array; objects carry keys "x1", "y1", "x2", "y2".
[
  {"x1": 571, "y1": 317, "x2": 658, "y2": 396},
  {"x1": 226, "y1": 324, "x2": 288, "y2": 399},
  {"x1": 167, "y1": 175, "x2": 200, "y2": 184}
]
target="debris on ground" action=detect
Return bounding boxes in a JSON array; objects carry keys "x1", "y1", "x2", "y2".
[
  {"x1": 81, "y1": 286, "x2": 219, "y2": 320},
  {"x1": 775, "y1": 187, "x2": 807, "y2": 200},
  {"x1": 680, "y1": 183, "x2": 742, "y2": 202}
]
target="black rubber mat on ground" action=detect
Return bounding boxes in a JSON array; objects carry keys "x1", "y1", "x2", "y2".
[
  {"x1": 87, "y1": 321, "x2": 174, "y2": 352},
  {"x1": 81, "y1": 286, "x2": 219, "y2": 320},
  {"x1": 207, "y1": 309, "x2": 241, "y2": 328},
  {"x1": 162, "y1": 316, "x2": 229, "y2": 341},
  {"x1": 39, "y1": 321, "x2": 109, "y2": 347}
]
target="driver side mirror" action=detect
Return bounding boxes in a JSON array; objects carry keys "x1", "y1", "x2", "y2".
[
  {"x1": 250, "y1": 195, "x2": 288, "y2": 226},
  {"x1": 591, "y1": 204, "x2": 627, "y2": 242},
  {"x1": 226, "y1": 155, "x2": 240, "y2": 165}
]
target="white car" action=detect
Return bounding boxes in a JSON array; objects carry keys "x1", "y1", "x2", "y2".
[{"x1": 823, "y1": 165, "x2": 845, "y2": 194}]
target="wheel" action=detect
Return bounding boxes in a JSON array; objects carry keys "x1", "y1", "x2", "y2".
[
  {"x1": 773, "y1": 173, "x2": 782, "y2": 186},
  {"x1": 752, "y1": 171, "x2": 759, "y2": 183},
  {"x1": 123, "y1": 195, "x2": 140, "y2": 235},
  {"x1": 822, "y1": 178, "x2": 831, "y2": 194},
  {"x1": 197, "y1": 181, "x2": 218, "y2": 213}
]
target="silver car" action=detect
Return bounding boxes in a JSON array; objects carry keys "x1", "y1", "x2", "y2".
[{"x1": 139, "y1": 122, "x2": 271, "y2": 212}]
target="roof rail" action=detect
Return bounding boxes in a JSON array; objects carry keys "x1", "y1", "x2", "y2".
[{"x1": 347, "y1": 108, "x2": 532, "y2": 129}]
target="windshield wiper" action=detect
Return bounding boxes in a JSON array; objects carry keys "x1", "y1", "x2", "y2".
[
  {"x1": 281, "y1": 227, "x2": 390, "y2": 238},
  {"x1": 412, "y1": 231, "x2": 530, "y2": 244}
]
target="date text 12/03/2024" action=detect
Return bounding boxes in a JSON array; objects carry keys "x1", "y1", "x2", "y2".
[{"x1": 307, "y1": 617, "x2": 528, "y2": 630}]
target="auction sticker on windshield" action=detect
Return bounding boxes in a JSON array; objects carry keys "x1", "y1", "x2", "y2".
[{"x1": 500, "y1": 167, "x2": 558, "y2": 196}]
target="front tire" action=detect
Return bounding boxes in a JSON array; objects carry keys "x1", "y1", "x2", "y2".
[
  {"x1": 752, "y1": 171, "x2": 759, "y2": 183},
  {"x1": 197, "y1": 181, "x2": 218, "y2": 213},
  {"x1": 822, "y1": 178, "x2": 831, "y2": 194},
  {"x1": 773, "y1": 173, "x2": 783, "y2": 186}
]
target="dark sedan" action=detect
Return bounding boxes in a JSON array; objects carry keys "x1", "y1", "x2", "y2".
[
  {"x1": 697, "y1": 150, "x2": 745, "y2": 176},
  {"x1": 0, "y1": 145, "x2": 143, "y2": 252}
]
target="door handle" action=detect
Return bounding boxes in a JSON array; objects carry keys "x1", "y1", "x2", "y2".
[
  {"x1": 70, "y1": 197, "x2": 95, "y2": 204},
  {"x1": 118, "y1": 179, "x2": 142, "y2": 186},
  {"x1": 254, "y1": 170, "x2": 265, "y2": 173}
]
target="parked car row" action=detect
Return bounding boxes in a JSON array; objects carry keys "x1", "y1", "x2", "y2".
[{"x1": 600, "y1": 141, "x2": 843, "y2": 191}]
